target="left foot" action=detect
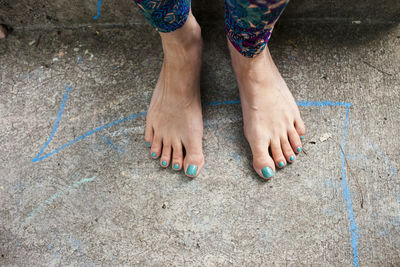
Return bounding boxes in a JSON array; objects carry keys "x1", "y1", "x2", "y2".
[{"x1": 227, "y1": 38, "x2": 306, "y2": 179}]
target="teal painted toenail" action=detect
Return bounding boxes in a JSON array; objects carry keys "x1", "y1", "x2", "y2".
[
  {"x1": 300, "y1": 136, "x2": 304, "y2": 140},
  {"x1": 187, "y1": 165, "x2": 198, "y2": 176},
  {"x1": 146, "y1": 142, "x2": 151, "y2": 147},
  {"x1": 173, "y1": 164, "x2": 179, "y2": 170},
  {"x1": 297, "y1": 147, "x2": 302, "y2": 153},
  {"x1": 151, "y1": 152, "x2": 157, "y2": 158},
  {"x1": 261, "y1": 166, "x2": 274, "y2": 178},
  {"x1": 161, "y1": 160, "x2": 167, "y2": 166},
  {"x1": 278, "y1": 161, "x2": 285, "y2": 168},
  {"x1": 290, "y1": 155, "x2": 295, "y2": 162}
]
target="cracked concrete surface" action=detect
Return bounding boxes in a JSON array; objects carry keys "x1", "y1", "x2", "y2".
[{"x1": 0, "y1": 2, "x2": 400, "y2": 266}]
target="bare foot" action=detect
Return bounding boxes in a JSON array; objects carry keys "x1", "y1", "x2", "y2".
[
  {"x1": 227, "y1": 38, "x2": 306, "y2": 179},
  {"x1": 145, "y1": 11, "x2": 204, "y2": 178}
]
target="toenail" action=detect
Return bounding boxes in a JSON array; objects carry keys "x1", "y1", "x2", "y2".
[
  {"x1": 146, "y1": 142, "x2": 151, "y2": 147},
  {"x1": 151, "y1": 152, "x2": 157, "y2": 158},
  {"x1": 261, "y1": 166, "x2": 274, "y2": 179},
  {"x1": 300, "y1": 136, "x2": 304, "y2": 141},
  {"x1": 289, "y1": 155, "x2": 295, "y2": 162},
  {"x1": 186, "y1": 165, "x2": 198, "y2": 176},
  {"x1": 297, "y1": 147, "x2": 302, "y2": 153},
  {"x1": 173, "y1": 163, "x2": 180, "y2": 170},
  {"x1": 278, "y1": 161, "x2": 285, "y2": 168},
  {"x1": 161, "y1": 160, "x2": 167, "y2": 166}
]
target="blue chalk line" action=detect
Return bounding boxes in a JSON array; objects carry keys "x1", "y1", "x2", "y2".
[
  {"x1": 32, "y1": 92, "x2": 353, "y2": 163},
  {"x1": 31, "y1": 86, "x2": 359, "y2": 266},
  {"x1": 297, "y1": 100, "x2": 352, "y2": 108},
  {"x1": 25, "y1": 176, "x2": 97, "y2": 223},
  {"x1": 370, "y1": 142, "x2": 397, "y2": 177},
  {"x1": 32, "y1": 85, "x2": 71, "y2": 162},
  {"x1": 205, "y1": 99, "x2": 241, "y2": 106},
  {"x1": 93, "y1": 0, "x2": 103, "y2": 20},
  {"x1": 341, "y1": 107, "x2": 359, "y2": 267}
]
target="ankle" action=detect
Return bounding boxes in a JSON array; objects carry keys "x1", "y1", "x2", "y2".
[
  {"x1": 229, "y1": 40, "x2": 278, "y2": 80},
  {"x1": 160, "y1": 12, "x2": 202, "y2": 50}
]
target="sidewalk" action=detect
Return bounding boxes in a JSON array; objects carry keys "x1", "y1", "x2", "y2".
[{"x1": 0, "y1": 4, "x2": 399, "y2": 265}]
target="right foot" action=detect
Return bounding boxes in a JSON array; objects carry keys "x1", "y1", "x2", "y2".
[{"x1": 144, "y1": 11, "x2": 205, "y2": 178}]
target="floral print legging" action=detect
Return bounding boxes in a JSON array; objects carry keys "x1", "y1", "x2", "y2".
[{"x1": 133, "y1": 0, "x2": 289, "y2": 58}]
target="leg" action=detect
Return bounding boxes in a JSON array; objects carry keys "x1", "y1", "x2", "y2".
[
  {"x1": 225, "y1": 0, "x2": 306, "y2": 179},
  {"x1": 133, "y1": 0, "x2": 191, "y2": 33},
  {"x1": 133, "y1": 0, "x2": 205, "y2": 177}
]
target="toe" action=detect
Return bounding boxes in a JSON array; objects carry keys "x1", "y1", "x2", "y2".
[
  {"x1": 288, "y1": 128, "x2": 302, "y2": 154},
  {"x1": 183, "y1": 139, "x2": 204, "y2": 178},
  {"x1": 172, "y1": 141, "x2": 183, "y2": 171},
  {"x1": 160, "y1": 141, "x2": 171, "y2": 167},
  {"x1": 251, "y1": 143, "x2": 276, "y2": 180},
  {"x1": 270, "y1": 138, "x2": 286, "y2": 168},
  {"x1": 144, "y1": 120, "x2": 153, "y2": 148},
  {"x1": 150, "y1": 134, "x2": 162, "y2": 159},
  {"x1": 294, "y1": 116, "x2": 306, "y2": 140},
  {"x1": 281, "y1": 136, "x2": 296, "y2": 163}
]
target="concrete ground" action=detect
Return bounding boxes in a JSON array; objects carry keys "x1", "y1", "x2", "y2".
[{"x1": 1, "y1": 3, "x2": 400, "y2": 266}]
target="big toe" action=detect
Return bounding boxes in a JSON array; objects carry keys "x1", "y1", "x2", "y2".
[
  {"x1": 183, "y1": 140, "x2": 204, "y2": 178},
  {"x1": 251, "y1": 144, "x2": 276, "y2": 180}
]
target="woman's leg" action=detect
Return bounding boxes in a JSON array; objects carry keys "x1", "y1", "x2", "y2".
[
  {"x1": 133, "y1": 0, "x2": 191, "y2": 33},
  {"x1": 225, "y1": 0, "x2": 306, "y2": 179},
  {"x1": 133, "y1": 0, "x2": 205, "y2": 177}
]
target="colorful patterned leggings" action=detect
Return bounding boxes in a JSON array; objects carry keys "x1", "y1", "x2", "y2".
[{"x1": 133, "y1": 0, "x2": 289, "y2": 58}]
